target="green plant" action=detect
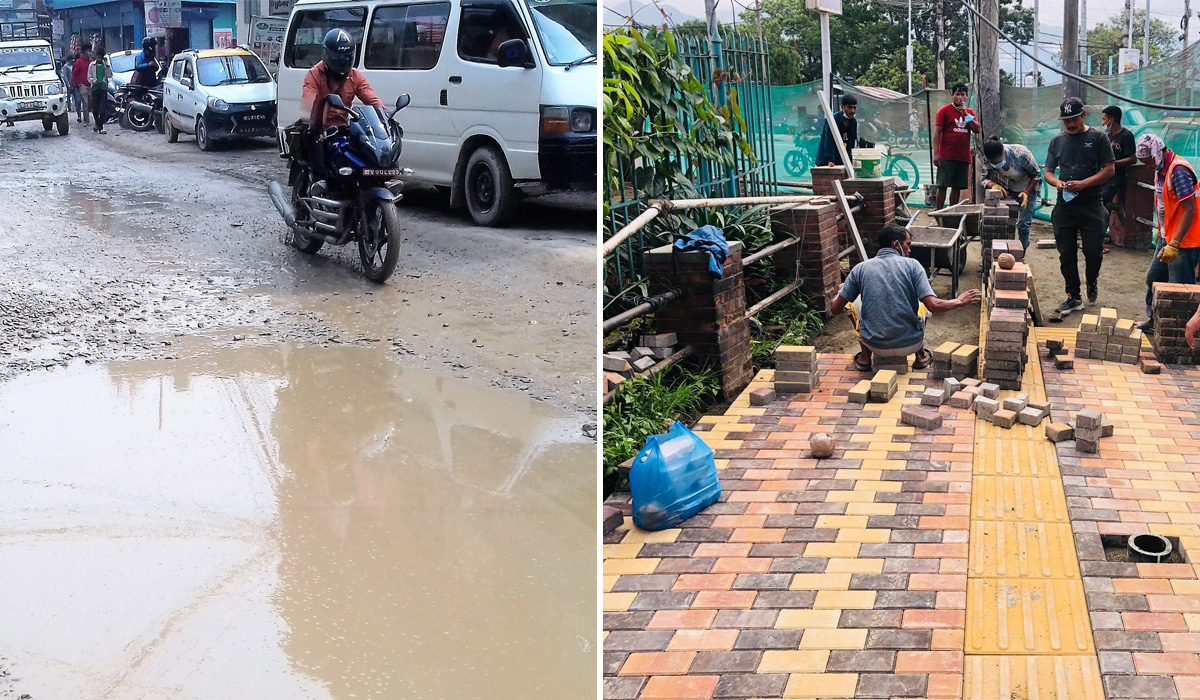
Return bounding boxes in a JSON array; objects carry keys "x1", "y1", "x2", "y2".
[
  {"x1": 603, "y1": 363, "x2": 721, "y2": 478},
  {"x1": 749, "y1": 291, "x2": 826, "y2": 368}
]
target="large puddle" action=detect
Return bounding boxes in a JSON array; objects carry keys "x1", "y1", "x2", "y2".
[{"x1": 0, "y1": 344, "x2": 596, "y2": 699}]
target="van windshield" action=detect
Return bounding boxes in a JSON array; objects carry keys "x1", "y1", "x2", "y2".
[
  {"x1": 0, "y1": 46, "x2": 52, "y2": 71},
  {"x1": 523, "y1": 0, "x2": 595, "y2": 66},
  {"x1": 197, "y1": 54, "x2": 273, "y2": 86}
]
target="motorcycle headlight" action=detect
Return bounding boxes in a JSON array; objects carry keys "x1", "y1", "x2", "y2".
[
  {"x1": 570, "y1": 108, "x2": 594, "y2": 133},
  {"x1": 207, "y1": 97, "x2": 229, "y2": 111},
  {"x1": 46, "y1": 83, "x2": 61, "y2": 95}
]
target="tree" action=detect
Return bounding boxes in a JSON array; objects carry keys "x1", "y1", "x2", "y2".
[
  {"x1": 769, "y1": 44, "x2": 806, "y2": 85},
  {"x1": 1086, "y1": 9, "x2": 1178, "y2": 72}
]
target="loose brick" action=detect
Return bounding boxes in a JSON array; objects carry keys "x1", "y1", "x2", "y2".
[
  {"x1": 1077, "y1": 408, "x2": 1104, "y2": 430},
  {"x1": 1054, "y1": 351, "x2": 1075, "y2": 369},
  {"x1": 1018, "y1": 407, "x2": 1045, "y2": 426},
  {"x1": 949, "y1": 391, "x2": 974, "y2": 409},
  {"x1": 849, "y1": 380, "x2": 871, "y2": 403},
  {"x1": 921, "y1": 388, "x2": 946, "y2": 407},
  {"x1": 642, "y1": 333, "x2": 679, "y2": 348},
  {"x1": 604, "y1": 354, "x2": 632, "y2": 373},
  {"x1": 1037, "y1": 238, "x2": 1056, "y2": 248},
  {"x1": 1046, "y1": 422, "x2": 1074, "y2": 442},
  {"x1": 632, "y1": 356, "x2": 657, "y2": 372},
  {"x1": 749, "y1": 387, "x2": 776, "y2": 406},
  {"x1": 972, "y1": 396, "x2": 1000, "y2": 421},
  {"x1": 1002, "y1": 394, "x2": 1028, "y2": 413},
  {"x1": 991, "y1": 408, "x2": 1018, "y2": 429},
  {"x1": 978, "y1": 382, "x2": 1000, "y2": 399},
  {"x1": 901, "y1": 405, "x2": 944, "y2": 430},
  {"x1": 1142, "y1": 359, "x2": 1163, "y2": 374},
  {"x1": 942, "y1": 377, "x2": 961, "y2": 395},
  {"x1": 871, "y1": 369, "x2": 898, "y2": 392}
]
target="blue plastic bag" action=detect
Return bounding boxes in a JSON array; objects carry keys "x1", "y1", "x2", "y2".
[{"x1": 630, "y1": 421, "x2": 721, "y2": 531}]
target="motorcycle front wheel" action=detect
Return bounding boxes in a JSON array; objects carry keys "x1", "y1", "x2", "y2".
[
  {"x1": 358, "y1": 198, "x2": 400, "y2": 283},
  {"x1": 289, "y1": 172, "x2": 324, "y2": 255}
]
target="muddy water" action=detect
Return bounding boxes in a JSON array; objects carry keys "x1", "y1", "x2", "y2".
[{"x1": 0, "y1": 344, "x2": 596, "y2": 699}]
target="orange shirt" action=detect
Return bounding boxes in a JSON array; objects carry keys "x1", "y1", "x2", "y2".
[
  {"x1": 301, "y1": 62, "x2": 384, "y2": 132},
  {"x1": 1162, "y1": 154, "x2": 1200, "y2": 249}
]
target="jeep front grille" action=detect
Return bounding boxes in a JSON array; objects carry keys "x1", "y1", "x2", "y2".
[{"x1": 6, "y1": 84, "x2": 49, "y2": 98}]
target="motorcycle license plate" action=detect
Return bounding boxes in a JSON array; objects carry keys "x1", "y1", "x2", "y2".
[
  {"x1": 363, "y1": 168, "x2": 402, "y2": 177},
  {"x1": 18, "y1": 100, "x2": 45, "y2": 112}
]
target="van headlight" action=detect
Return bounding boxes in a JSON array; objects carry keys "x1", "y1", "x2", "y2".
[
  {"x1": 46, "y1": 83, "x2": 61, "y2": 95},
  {"x1": 570, "y1": 108, "x2": 594, "y2": 133},
  {"x1": 539, "y1": 106, "x2": 570, "y2": 134},
  {"x1": 207, "y1": 97, "x2": 229, "y2": 111}
]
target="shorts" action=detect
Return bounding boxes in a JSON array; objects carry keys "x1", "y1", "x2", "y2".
[
  {"x1": 936, "y1": 160, "x2": 970, "y2": 190},
  {"x1": 848, "y1": 299, "x2": 929, "y2": 356}
]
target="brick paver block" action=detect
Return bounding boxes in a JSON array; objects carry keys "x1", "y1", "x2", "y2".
[
  {"x1": 641, "y1": 333, "x2": 678, "y2": 348},
  {"x1": 1046, "y1": 422, "x2": 1074, "y2": 442},
  {"x1": 921, "y1": 388, "x2": 946, "y2": 407},
  {"x1": 870, "y1": 370, "x2": 898, "y2": 393},
  {"x1": 1141, "y1": 359, "x2": 1163, "y2": 374},
  {"x1": 1054, "y1": 351, "x2": 1075, "y2": 369},
  {"x1": 942, "y1": 377, "x2": 961, "y2": 395},
  {"x1": 632, "y1": 356, "x2": 656, "y2": 372},
  {"x1": 1076, "y1": 408, "x2": 1103, "y2": 430},
  {"x1": 900, "y1": 404, "x2": 944, "y2": 430},
  {"x1": 1002, "y1": 394, "x2": 1029, "y2": 413},
  {"x1": 992, "y1": 408, "x2": 1018, "y2": 429},
  {"x1": 1046, "y1": 337, "x2": 1064, "y2": 351},
  {"x1": 973, "y1": 396, "x2": 1000, "y2": 421},
  {"x1": 748, "y1": 387, "x2": 775, "y2": 406},
  {"x1": 978, "y1": 382, "x2": 1000, "y2": 399},
  {"x1": 605, "y1": 354, "x2": 632, "y2": 373},
  {"x1": 848, "y1": 380, "x2": 871, "y2": 403},
  {"x1": 1018, "y1": 406, "x2": 1046, "y2": 426},
  {"x1": 1102, "y1": 419, "x2": 1114, "y2": 438},
  {"x1": 949, "y1": 391, "x2": 975, "y2": 409}
]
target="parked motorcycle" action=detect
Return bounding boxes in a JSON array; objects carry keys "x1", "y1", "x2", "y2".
[
  {"x1": 268, "y1": 93, "x2": 410, "y2": 284},
  {"x1": 122, "y1": 84, "x2": 163, "y2": 133}
]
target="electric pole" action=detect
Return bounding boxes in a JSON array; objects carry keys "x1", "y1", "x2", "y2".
[
  {"x1": 979, "y1": 0, "x2": 1000, "y2": 138},
  {"x1": 1125, "y1": 0, "x2": 1134, "y2": 48},
  {"x1": 1144, "y1": 0, "x2": 1151, "y2": 66},
  {"x1": 1184, "y1": 0, "x2": 1190, "y2": 50},
  {"x1": 1033, "y1": 0, "x2": 1041, "y2": 88},
  {"x1": 1064, "y1": 0, "x2": 1080, "y2": 97},
  {"x1": 936, "y1": 0, "x2": 946, "y2": 90},
  {"x1": 1081, "y1": 0, "x2": 1088, "y2": 73},
  {"x1": 907, "y1": 0, "x2": 914, "y2": 94}
]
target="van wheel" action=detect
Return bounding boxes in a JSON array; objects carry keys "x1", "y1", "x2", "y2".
[
  {"x1": 166, "y1": 116, "x2": 179, "y2": 143},
  {"x1": 463, "y1": 145, "x2": 517, "y2": 227},
  {"x1": 196, "y1": 116, "x2": 212, "y2": 151}
]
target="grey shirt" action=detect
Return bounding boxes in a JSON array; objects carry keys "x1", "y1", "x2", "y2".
[{"x1": 839, "y1": 247, "x2": 934, "y2": 349}]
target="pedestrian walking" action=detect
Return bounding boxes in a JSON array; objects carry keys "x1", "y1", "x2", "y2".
[
  {"x1": 71, "y1": 44, "x2": 92, "y2": 125},
  {"x1": 1043, "y1": 97, "x2": 1115, "y2": 316},
  {"x1": 1137, "y1": 133, "x2": 1200, "y2": 332},
  {"x1": 1101, "y1": 105, "x2": 1137, "y2": 225},
  {"x1": 932, "y1": 84, "x2": 981, "y2": 210},
  {"x1": 981, "y1": 136, "x2": 1042, "y2": 250},
  {"x1": 88, "y1": 48, "x2": 108, "y2": 133},
  {"x1": 816, "y1": 94, "x2": 858, "y2": 167},
  {"x1": 59, "y1": 53, "x2": 74, "y2": 115}
]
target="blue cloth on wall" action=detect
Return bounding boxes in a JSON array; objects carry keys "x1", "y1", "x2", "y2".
[{"x1": 673, "y1": 225, "x2": 729, "y2": 278}]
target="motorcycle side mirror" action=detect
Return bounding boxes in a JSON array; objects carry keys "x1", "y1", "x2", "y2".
[
  {"x1": 395, "y1": 93, "x2": 410, "y2": 111},
  {"x1": 325, "y1": 94, "x2": 348, "y2": 111},
  {"x1": 496, "y1": 39, "x2": 531, "y2": 69}
]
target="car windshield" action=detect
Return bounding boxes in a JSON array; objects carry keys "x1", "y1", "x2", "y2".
[
  {"x1": 109, "y1": 53, "x2": 137, "y2": 72},
  {"x1": 523, "y1": 0, "x2": 595, "y2": 66},
  {"x1": 0, "y1": 46, "x2": 52, "y2": 70},
  {"x1": 196, "y1": 54, "x2": 272, "y2": 86}
]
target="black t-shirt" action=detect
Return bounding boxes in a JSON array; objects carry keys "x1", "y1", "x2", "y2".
[
  {"x1": 1109, "y1": 127, "x2": 1136, "y2": 185},
  {"x1": 1045, "y1": 127, "x2": 1115, "y2": 204}
]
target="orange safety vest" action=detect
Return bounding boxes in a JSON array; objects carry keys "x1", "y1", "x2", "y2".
[{"x1": 1162, "y1": 154, "x2": 1200, "y2": 249}]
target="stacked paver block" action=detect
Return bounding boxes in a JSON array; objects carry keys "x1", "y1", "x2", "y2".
[
  {"x1": 1150, "y1": 283, "x2": 1200, "y2": 364},
  {"x1": 930, "y1": 341, "x2": 979, "y2": 380},
  {"x1": 646, "y1": 241, "x2": 753, "y2": 400},
  {"x1": 870, "y1": 353, "x2": 909, "y2": 375},
  {"x1": 980, "y1": 189, "x2": 1019, "y2": 277},
  {"x1": 868, "y1": 369, "x2": 898, "y2": 402},
  {"x1": 1073, "y1": 408, "x2": 1104, "y2": 454},
  {"x1": 770, "y1": 202, "x2": 842, "y2": 317},
  {"x1": 983, "y1": 306, "x2": 1030, "y2": 390},
  {"x1": 774, "y1": 345, "x2": 819, "y2": 394},
  {"x1": 1076, "y1": 308, "x2": 1143, "y2": 363},
  {"x1": 983, "y1": 239, "x2": 1026, "y2": 280}
]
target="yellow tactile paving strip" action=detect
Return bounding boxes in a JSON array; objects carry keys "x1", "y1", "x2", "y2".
[{"x1": 964, "y1": 310, "x2": 1103, "y2": 695}]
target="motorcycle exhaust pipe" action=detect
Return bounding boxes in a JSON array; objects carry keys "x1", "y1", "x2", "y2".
[
  {"x1": 128, "y1": 101, "x2": 153, "y2": 117},
  {"x1": 268, "y1": 181, "x2": 297, "y2": 227}
]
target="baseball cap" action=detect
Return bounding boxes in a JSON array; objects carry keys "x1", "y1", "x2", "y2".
[{"x1": 1059, "y1": 97, "x2": 1085, "y2": 120}]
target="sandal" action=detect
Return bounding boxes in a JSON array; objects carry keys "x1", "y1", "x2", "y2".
[
  {"x1": 853, "y1": 352, "x2": 872, "y2": 372},
  {"x1": 912, "y1": 350, "x2": 932, "y2": 370},
  {"x1": 1135, "y1": 320, "x2": 1154, "y2": 335}
]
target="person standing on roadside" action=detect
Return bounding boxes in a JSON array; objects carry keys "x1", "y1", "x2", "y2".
[
  {"x1": 59, "y1": 52, "x2": 74, "y2": 116},
  {"x1": 71, "y1": 43, "x2": 92, "y2": 125},
  {"x1": 1101, "y1": 106, "x2": 1137, "y2": 224},
  {"x1": 816, "y1": 94, "x2": 858, "y2": 167},
  {"x1": 87, "y1": 47, "x2": 108, "y2": 133},
  {"x1": 933, "y1": 84, "x2": 981, "y2": 210},
  {"x1": 1136, "y1": 133, "x2": 1200, "y2": 332},
  {"x1": 1044, "y1": 97, "x2": 1115, "y2": 316}
]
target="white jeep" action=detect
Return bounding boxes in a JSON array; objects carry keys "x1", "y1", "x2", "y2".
[{"x1": 0, "y1": 39, "x2": 69, "y2": 135}]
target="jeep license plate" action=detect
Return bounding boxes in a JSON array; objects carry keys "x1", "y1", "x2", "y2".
[
  {"x1": 363, "y1": 168, "x2": 401, "y2": 177},
  {"x1": 18, "y1": 100, "x2": 45, "y2": 112}
]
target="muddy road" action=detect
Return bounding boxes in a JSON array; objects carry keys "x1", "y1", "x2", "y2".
[{"x1": 0, "y1": 124, "x2": 597, "y2": 699}]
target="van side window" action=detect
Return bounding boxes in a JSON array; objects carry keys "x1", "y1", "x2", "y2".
[
  {"x1": 171, "y1": 58, "x2": 184, "y2": 81},
  {"x1": 284, "y1": 7, "x2": 367, "y2": 69},
  {"x1": 457, "y1": 0, "x2": 530, "y2": 65},
  {"x1": 365, "y1": 3, "x2": 450, "y2": 70}
]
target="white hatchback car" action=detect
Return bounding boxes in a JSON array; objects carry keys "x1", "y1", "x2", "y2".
[{"x1": 162, "y1": 47, "x2": 277, "y2": 151}]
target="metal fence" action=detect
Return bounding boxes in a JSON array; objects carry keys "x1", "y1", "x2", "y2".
[{"x1": 604, "y1": 27, "x2": 777, "y2": 294}]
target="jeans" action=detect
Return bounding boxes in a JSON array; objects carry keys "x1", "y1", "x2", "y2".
[
  {"x1": 1144, "y1": 238, "x2": 1200, "y2": 317},
  {"x1": 1052, "y1": 199, "x2": 1108, "y2": 299},
  {"x1": 1016, "y1": 196, "x2": 1037, "y2": 250},
  {"x1": 90, "y1": 89, "x2": 104, "y2": 129},
  {"x1": 70, "y1": 86, "x2": 82, "y2": 120}
]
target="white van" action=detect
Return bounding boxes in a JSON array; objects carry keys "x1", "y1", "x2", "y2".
[{"x1": 277, "y1": 0, "x2": 596, "y2": 226}]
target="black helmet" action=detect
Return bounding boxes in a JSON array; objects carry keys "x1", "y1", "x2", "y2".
[
  {"x1": 142, "y1": 36, "x2": 155, "y2": 52},
  {"x1": 322, "y1": 29, "x2": 354, "y2": 77}
]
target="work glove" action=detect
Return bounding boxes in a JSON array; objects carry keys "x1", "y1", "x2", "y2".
[
  {"x1": 1159, "y1": 242, "x2": 1181, "y2": 264},
  {"x1": 987, "y1": 183, "x2": 1007, "y2": 197},
  {"x1": 1017, "y1": 191, "x2": 1029, "y2": 209}
]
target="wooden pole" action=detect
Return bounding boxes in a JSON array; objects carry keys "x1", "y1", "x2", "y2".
[{"x1": 1064, "y1": 0, "x2": 1081, "y2": 98}]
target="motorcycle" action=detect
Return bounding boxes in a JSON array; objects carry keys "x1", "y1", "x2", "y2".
[
  {"x1": 122, "y1": 83, "x2": 164, "y2": 133},
  {"x1": 268, "y1": 93, "x2": 410, "y2": 284}
]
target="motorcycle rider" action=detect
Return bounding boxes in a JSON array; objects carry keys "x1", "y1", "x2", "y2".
[
  {"x1": 132, "y1": 36, "x2": 160, "y2": 87},
  {"x1": 300, "y1": 29, "x2": 384, "y2": 182}
]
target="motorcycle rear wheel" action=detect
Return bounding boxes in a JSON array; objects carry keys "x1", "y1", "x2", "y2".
[
  {"x1": 358, "y1": 199, "x2": 401, "y2": 283},
  {"x1": 123, "y1": 106, "x2": 154, "y2": 132}
]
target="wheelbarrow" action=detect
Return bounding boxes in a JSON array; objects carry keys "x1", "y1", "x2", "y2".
[
  {"x1": 929, "y1": 202, "x2": 983, "y2": 244},
  {"x1": 906, "y1": 216, "x2": 968, "y2": 297}
]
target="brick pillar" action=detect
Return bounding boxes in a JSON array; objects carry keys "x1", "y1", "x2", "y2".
[
  {"x1": 645, "y1": 241, "x2": 754, "y2": 400},
  {"x1": 1110, "y1": 163, "x2": 1154, "y2": 249},
  {"x1": 771, "y1": 202, "x2": 842, "y2": 317},
  {"x1": 843, "y1": 177, "x2": 897, "y2": 259},
  {"x1": 811, "y1": 166, "x2": 851, "y2": 253}
]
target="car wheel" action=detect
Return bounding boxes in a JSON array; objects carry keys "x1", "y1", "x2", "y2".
[
  {"x1": 196, "y1": 116, "x2": 212, "y2": 151},
  {"x1": 166, "y1": 115, "x2": 179, "y2": 143},
  {"x1": 41, "y1": 117, "x2": 52, "y2": 132},
  {"x1": 55, "y1": 113, "x2": 69, "y2": 136},
  {"x1": 463, "y1": 144, "x2": 518, "y2": 227}
]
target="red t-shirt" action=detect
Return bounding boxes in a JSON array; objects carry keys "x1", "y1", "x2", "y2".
[
  {"x1": 72, "y1": 56, "x2": 92, "y2": 88},
  {"x1": 936, "y1": 103, "x2": 975, "y2": 163}
]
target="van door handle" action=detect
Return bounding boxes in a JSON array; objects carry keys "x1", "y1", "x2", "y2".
[{"x1": 448, "y1": 75, "x2": 462, "y2": 84}]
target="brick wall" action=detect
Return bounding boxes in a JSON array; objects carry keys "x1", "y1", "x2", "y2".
[
  {"x1": 842, "y1": 177, "x2": 897, "y2": 258},
  {"x1": 645, "y1": 242, "x2": 755, "y2": 399},
  {"x1": 770, "y1": 201, "x2": 841, "y2": 317},
  {"x1": 811, "y1": 166, "x2": 850, "y2": 252}
]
